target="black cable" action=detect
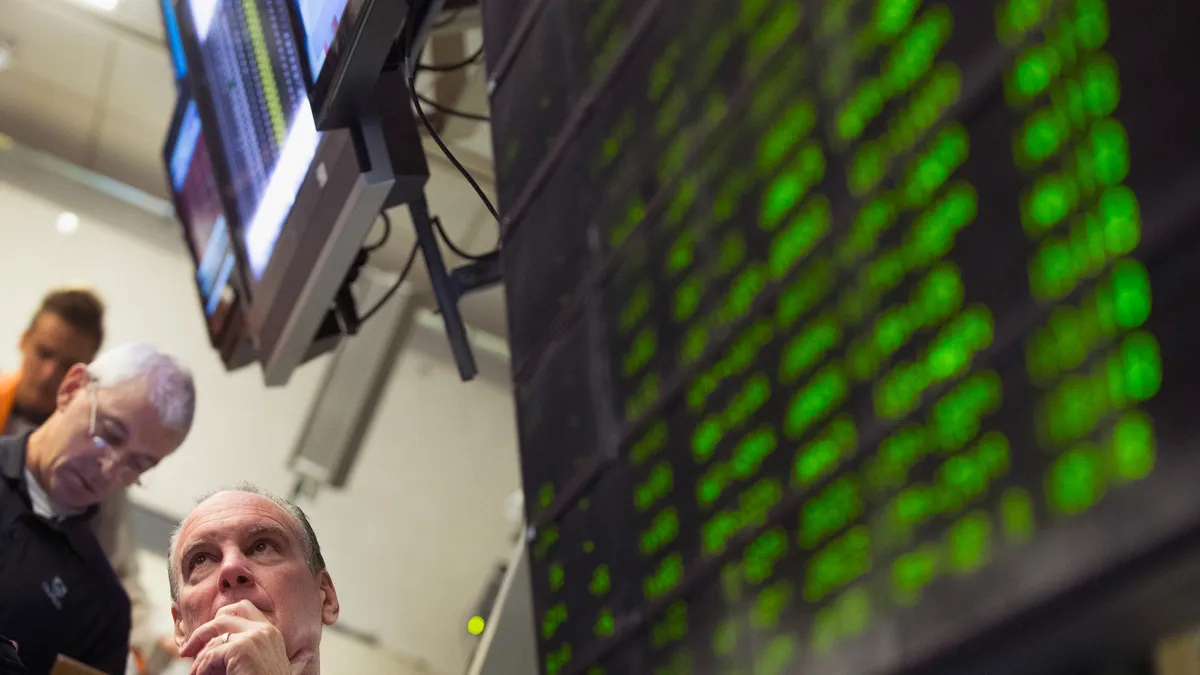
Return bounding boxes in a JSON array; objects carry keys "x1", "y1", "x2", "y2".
[
  {"x1": 433, "y1": 215, "x2": 492, "y2": 260},
  {"x1": 431, "y1": 8, "x2": 460, "y2": 28},
  {"x1": 403, "y1": 0, "x2": 499, "y2": 223},
  {"x1": 408, "y1": 78, "x2": 500, "y2": 221},
  {"x1": 358, "y1": 241, "x2": 420, "y2": 324},
  {"x1": 415, "y1": 91, "x2": 490, "y2": 122},
  {"x1": 363, "y1": 211, "x2": 392, "y2": 252},
  {"x1": 417, "y1": 44, "x2": 484, "y2": 72}
]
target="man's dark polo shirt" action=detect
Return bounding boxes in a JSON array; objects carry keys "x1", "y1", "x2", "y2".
[{"x1": 0, "y1": 434, "x2": 130, "y2": 675}]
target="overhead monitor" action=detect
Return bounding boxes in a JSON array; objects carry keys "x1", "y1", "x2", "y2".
[
  {"x1": 289, "y1": 0, "x2": 410, "y2": 130},
  {"x1": 176, "y1": 0, "x2": 403, "y2": 385},
  {"x1": 162, "y1": 90, "x2": 254, "y2": 371}
]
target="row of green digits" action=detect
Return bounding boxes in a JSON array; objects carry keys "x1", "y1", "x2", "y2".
[
  {"x1": 534, "y1": 495, "x2": 624, "y2": 675},
  {"x1": 624, "y1": 2, "x2": 1018, "y2": 674},
  {"x1": 1003, "y1": 0, "x2": 1161, "y2": 514}
]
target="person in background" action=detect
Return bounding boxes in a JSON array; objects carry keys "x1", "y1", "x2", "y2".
[
  {"x1": 0, "y1": 289, "x2": 183, "y2": 673},
  {"x1": 0, "y1": 288, "x2": 104, "y2": 437},
  {"x1": 168, "y1": 484, "x2": 340, "y2": 675}
]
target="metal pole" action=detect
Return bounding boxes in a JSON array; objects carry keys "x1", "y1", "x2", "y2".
[{"x1": 409, "y1": 193, "x2": 479, "y2": 380}]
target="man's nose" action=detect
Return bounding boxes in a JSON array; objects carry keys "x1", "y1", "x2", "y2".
[
  {"x1": 218, "y1": 556, "x2": 256, "y2": 590},
  {"x1": 96, "y1": 450, "x2": 120, "y2": 473},
  {"x1": 93, "y1": 450, "x2": 125, "y2": 484},
  {"x1": 37, "y1": 363, "x2": 60, "y2": 387}
]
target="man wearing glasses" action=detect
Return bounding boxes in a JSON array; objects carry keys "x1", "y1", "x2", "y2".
[
  {"x1": 0, "y1": 342, "x2": 196, "y2": 675},
  {"x1": 3, "y1": 288, "x2": 183, "y2": 673}
]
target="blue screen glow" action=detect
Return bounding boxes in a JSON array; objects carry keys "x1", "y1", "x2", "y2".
[
  {"x1": 296, "y1": 0, "x2": 350, "y2": 80},
  {"x1": 167, "y1": 95, "x2": 237, "y2": 320},
  {"x1": 162, "y1": 0, "x2": 188, "y2": 79},
  {"x1": 169, "y1": 101, "x2": 202, "y2": 191}
]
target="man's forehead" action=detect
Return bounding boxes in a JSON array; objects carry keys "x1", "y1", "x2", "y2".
[
  {"x1": 29, "y1": 312, "x2": 96, "y2": 354},
  {"x1": 178, "y1": 492, "x2": 298, "y2": 549}
]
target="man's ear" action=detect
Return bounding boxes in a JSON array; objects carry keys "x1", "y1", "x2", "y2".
[
  {"x1": 55, "y1": 364, "x2": 90, "y2": 412},
  {"x1": 317, "y1": 570, "x2": 340, "y2": 626},
  {"x1": 172, "y1": 603, "x2": 186, "y2": 649}
]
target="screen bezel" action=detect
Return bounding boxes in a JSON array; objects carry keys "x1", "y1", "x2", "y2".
[
  {"x1": 240, "y1": 119, "x2": 395, "y2": 385},
  {"x1": 286, "y1": 0, "x2": 410, "y2": 130}
]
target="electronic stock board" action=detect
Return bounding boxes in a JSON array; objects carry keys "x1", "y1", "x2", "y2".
[{"x1": 485, "y1": 0, "x2": 1200, "y2": 673}]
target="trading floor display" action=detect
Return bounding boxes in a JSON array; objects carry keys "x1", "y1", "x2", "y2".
[{"x1": 486, "y1": 0, "x2": 1200, "y2": 673}]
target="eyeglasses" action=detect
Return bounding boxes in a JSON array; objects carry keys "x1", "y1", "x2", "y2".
[{"x1": 88, "y1": 382, "x2": 155, "y2": 486}]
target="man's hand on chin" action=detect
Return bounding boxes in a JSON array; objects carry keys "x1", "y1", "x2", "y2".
[{"x1": 179, "y1": 600, "x2": 292, "y2": 675}]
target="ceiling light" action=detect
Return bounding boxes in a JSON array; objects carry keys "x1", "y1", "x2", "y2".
[
  {"x1": 79, "y1": 0, "x2": 119, "y2": 11},
  {"x1": 56, "y1": 212, "x2": 80, "y2": 235}
]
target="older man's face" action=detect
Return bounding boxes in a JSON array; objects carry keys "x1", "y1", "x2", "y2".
[
  {"x1": 39, "y1": 365, "x2": 183, "y2": 508},
  {"x1": 172, "y1": 492, "x2": 338, "y2": 671}
]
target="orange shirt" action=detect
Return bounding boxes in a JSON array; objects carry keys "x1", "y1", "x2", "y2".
[{"x1": 0, "y1": 372, "x2": 18, "y2": 434}]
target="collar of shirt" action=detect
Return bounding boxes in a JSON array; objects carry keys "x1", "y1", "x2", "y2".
[
  {"x1": 24, "y1": 467, "x2": 85, "y2": 521},
  {"x1": 3, "y1": 410, "x2": 82, "y2": 520}
]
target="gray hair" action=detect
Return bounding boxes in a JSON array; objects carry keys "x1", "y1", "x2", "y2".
[
  {"x1": 167, "y1": 483, "x2": 327, "y2": 601},
  {"x1": 88, "y1": 342, "x2": 195, "y2": 436}
]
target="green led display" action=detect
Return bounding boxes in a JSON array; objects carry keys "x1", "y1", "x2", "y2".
[{"x1": 527, "y1": 0, "x2": 1172, "y2": 673}]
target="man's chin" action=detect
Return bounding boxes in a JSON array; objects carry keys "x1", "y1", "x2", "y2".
[{"x1": 52, "y1": 471, "x2": 108, "y2": 509}]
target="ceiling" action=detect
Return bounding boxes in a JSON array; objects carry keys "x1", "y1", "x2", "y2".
[{"x1": 0, "y1": 0, "x2": 508, "y2": 337}]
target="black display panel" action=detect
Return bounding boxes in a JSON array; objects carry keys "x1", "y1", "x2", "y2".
[
  {"x1": 488, "y1": 0, "x2": 1200, "y2": 673},
  {"x1": 288, "y1": 0, "x2": 408, "y2": 130}
]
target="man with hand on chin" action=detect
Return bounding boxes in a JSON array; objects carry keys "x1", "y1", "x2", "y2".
[{"x1": 168, "y1": 485, "x2": 339, "y2": 675}]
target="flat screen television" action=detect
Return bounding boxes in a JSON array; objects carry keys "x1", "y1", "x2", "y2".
[{"x1": 174, "y1": 0, "x2": 403, "y2": 385}]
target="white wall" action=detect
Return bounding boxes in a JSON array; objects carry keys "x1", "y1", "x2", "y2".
[{"x1": 0, "y1": 180, "x2": 523, "y2": 675}]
